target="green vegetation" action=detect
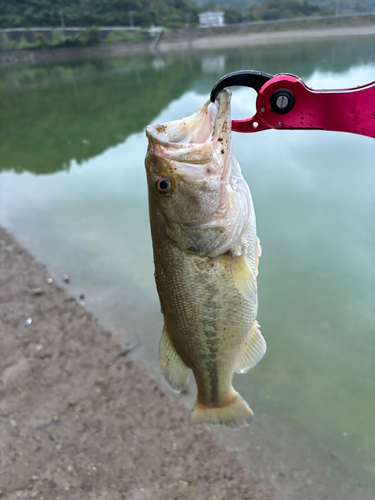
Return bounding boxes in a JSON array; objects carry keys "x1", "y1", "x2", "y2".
[
  {"x1": 0, "y1": 0, "x2": 200, "y2": 29},
  {"x1": 103, "y1": 29, "x2": 144, "y2": 44},
  {"x1": 0, "y1": 0, "x2": 350, "y2": 32},
  {"x1": 312, "y1": 0, "x2": 375, "y2": 14},
  {"x1": 222, "y1": 6, "x2": 244, "y2": 23},
  {"x1": 0, "y1": 27, "x2": 106, "y2": 51},
  {"x1": 0, "y1": 0, "x2": 372, "y2": 53},
  {"x1": 248, "y1": 0, "x2": 334, "y2": 21},
  {"x1": 197, "y1": 0, "x2": 375, "y2": 15},
  {"x1": 202, "y1": 0, "x2": 334, "y2": 22},
  {"x1": 0, "y1": 27, "x2": 150, "y2": 51},
  {"x1": 196, "y1": 0, "x2": 257, "y2": 6}
]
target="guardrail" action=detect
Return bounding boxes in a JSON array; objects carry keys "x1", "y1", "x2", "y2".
[{"x1": 0, "y1": 27, "x2": 140, "y2": 32}]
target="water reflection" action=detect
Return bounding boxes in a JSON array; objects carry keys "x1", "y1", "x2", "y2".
[
  {"x1": 201, "y1": 54, "x2": 225, "y2": 73},
  {"x1": 0, "y1": 55, "x2": 201, "y2": 174},
  {"x1": 1, "y1": 36, "x2": 375, "y2": 175},
  {"x1": 0, "y1": 35, "x2": 375, "y2": 498}
]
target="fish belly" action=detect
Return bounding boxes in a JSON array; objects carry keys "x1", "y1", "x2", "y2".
[{"x1": 154, "y1": 239, "x2": 256, "y2": 408}]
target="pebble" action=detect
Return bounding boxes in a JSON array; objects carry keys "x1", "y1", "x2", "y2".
[
  {"x1": 47, "y1": 278, "x2": 53, "y2": 284},
  {"x1": 26, "y1": 318, "x2": 33, "y2": 325},
  {"x1": 31, "y1": 288, "x2": 45, "y2": 297},
  {"x1": 11, "y1": 419, "x2": 17, "y2": 427},
  {"x1": 63, "y1": 297, "x2": 76, "y2": 303},
  {"x1": 63, "y1": 275, "x2": 70, "y2": 283}
]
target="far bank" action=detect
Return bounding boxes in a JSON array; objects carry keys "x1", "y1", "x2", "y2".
[
  {"x1": 1, "y1": 15, "x2": 375, "y2": 65},
  {"x1": 159, "y1": 22, "x2": 375, "y2": 52}
]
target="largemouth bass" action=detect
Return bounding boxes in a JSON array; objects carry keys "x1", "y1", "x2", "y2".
[{"x1": 145, "y1": 90, "x2": 266, "y2": 429}]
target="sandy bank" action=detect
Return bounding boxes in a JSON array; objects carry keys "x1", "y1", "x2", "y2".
[
  {"x1": 0, "y1": 226, "x2": 274, "y2": 500},
  {"x1": 158, "y1": 24, "x2": 375, "y2": 52}
]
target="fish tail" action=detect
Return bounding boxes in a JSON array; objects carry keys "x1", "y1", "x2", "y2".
[{"x1": 190, "y1": 389, "x2": 253, "y2": 429}]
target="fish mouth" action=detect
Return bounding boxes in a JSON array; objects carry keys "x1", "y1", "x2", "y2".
[{"x1": 145, "y1": 90, "x2": 232, "y2": 164}]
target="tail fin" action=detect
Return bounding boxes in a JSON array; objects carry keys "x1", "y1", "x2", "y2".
[{"x1": 190, "y1": 390, "x2": 253, "y2": 429}]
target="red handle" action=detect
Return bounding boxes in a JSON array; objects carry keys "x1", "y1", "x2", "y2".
[{"x1": 232, "y1": 74, "x2": 375, "y2": 139}]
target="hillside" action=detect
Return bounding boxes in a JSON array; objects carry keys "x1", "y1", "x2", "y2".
[
  {"x1": 195, "y1": 0, "x2": 258, "y2": 7},
  {"x1": 196, "y1": 0, "x2": 375, "y2": 13},
  {"x1": 0, "y1": 0, "x2": 373, "y2": 30},
  {"x1": 0, "y1": 0, "x2": 200, "y2": 29}
]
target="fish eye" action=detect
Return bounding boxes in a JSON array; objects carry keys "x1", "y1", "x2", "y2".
[{"x1": 156, "y1": 177, "x2": 171, "y2": 194}]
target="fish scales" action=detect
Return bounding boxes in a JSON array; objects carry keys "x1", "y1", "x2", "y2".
[
  {"x1": 154, "y1": 238, "x2": 255, "y2": 407},
  {"x1": 145, "y1": 90, "x2": 266, "y2": 428}
]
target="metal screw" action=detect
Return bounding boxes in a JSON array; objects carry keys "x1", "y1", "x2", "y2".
[
  {"x1": 276, "y1": 95, "x2": 289, "y2": 109},
  {"x1": 278, "y1": 121, "x2": 283, "y2": 126},
  {"x1": 261, "y1": 107, "x2": 265, "y2": 113}
]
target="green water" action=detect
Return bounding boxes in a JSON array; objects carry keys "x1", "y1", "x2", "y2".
[{"x1": 1, "y1": 37, "x2": 374, "y2": 497}]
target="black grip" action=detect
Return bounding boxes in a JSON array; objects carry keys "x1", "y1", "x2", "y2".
[{"x1": 210, "y1": 70, "x2": 274, "y2": 102}]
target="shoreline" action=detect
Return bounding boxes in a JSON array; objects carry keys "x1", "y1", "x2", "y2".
[
  {"x1": 161, "y1": 24, "x2": 375, "y2": 51},
  {"x1": 1, "y1": 225, "x2": 374, "y2": 499},
  {"x1": 0, "y1": 225, "x2": 274, "y2": 499},
  {"x1": 1, "y1": 22, "x2": 374, "y2": 65}
]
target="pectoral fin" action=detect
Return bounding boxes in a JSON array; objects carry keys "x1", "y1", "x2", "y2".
[
  {"x1": 230, "y1": 252, "x2": 257, "y2": 302},
  {"x1": 159, "y1": 325, "x2": 189, "y2": 392},
  {"x1": 235, "y1": 321, "x2": 266, "y2": 374}
]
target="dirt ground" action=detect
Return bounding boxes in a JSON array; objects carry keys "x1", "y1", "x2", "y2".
[{"x1": 0, "y1": 226, "x2": 276, "y2": 499}]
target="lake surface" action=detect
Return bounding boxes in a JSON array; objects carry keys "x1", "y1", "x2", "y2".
[{"x1": 1, "y1": 36, "x2": 374, "y2": 498}]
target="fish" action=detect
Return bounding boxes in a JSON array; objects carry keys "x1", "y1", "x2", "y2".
[{"x1": 144, "y1": 89, "x2": 266, "y2": 429}]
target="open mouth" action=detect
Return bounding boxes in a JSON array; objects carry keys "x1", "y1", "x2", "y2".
[{"x1": 145, "y1": 90, "x2": 231, "y2": 156}]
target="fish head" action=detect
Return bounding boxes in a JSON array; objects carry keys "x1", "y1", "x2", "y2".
[{"x1": 145, "y1": 90, "x2": 251, "y2": 257}]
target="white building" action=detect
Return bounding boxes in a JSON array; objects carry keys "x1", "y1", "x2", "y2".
[{"x1": 198, "y1": 11, "x2": 225, "y2": 28}]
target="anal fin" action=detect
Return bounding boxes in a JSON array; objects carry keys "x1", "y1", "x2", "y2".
[
  {"x1": 235, "y1": 321, "x2": 266, "y2": 374},
  {"x1": 159, "y1": 325, "x2": 189, "y2": 392}
]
